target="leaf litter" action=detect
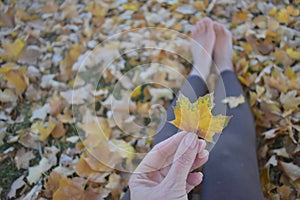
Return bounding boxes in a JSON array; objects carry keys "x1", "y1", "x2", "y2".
[{"x1": 0, "y1": 0, "x2": 299, "y2": 199}]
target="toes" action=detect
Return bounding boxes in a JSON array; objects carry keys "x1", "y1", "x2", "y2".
[
  {"x1": 220, "y1": 24, "x2": 227, "y2": 34},
  {"x1": 203, "y1": 17, "x2": 214, "y2": 34},
  {"x1": 197, "y1": 21, "x2": 205, "y2": 34},
  {"x1": 213, "y1": 22, "x2": 222, "y2": 33}
]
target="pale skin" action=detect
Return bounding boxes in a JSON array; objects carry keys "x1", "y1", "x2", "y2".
[{"x1": 129, "y1": 18, "x2": 234, "y2": 200}]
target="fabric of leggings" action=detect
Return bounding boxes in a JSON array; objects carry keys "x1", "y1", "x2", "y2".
[{"x1": 121, "y1": 71, "x2": 265, "y2": 200}]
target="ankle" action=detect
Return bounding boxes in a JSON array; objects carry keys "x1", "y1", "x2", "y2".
[
  {"x1": 190, "y1": 66, "x2": 210, "y2": 80},
  {"x1": 217, "y1": 66, "x2": 234, "y2": 74}
]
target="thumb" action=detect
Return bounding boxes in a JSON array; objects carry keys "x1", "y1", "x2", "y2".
[{"x1": 165, "y1": 132, "x2": 199, "y2": 184}]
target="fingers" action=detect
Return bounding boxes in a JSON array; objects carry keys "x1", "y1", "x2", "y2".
[
  {"x1": 134, "y1": 131, "x2": 188, "y2": 173},
  {"x1": 186, "y1": 172, "x2": 203, "y2": 193},
  {"x1": 190, "y1": 141, "x2": 209, "y2": 171},
  {"x1": 164, "y1": 133, "x2": 199, "y2": 184}
]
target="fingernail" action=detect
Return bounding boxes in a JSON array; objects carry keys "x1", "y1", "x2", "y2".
[
  {"x1": 198, "y1": 150, "x2": 209, "y2": 159},
  {"x1": 184, "y1": 133, "x2": 197, "y2": 149}
]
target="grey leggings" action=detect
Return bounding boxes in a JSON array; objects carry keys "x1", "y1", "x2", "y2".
[{"x1": 122, "y1": 71, "x2": 265, "y2": 200}]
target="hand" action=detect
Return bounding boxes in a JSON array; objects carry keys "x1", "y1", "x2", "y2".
[{"x1": 129, "y1": 131, "x2": 209, "y2": 200}]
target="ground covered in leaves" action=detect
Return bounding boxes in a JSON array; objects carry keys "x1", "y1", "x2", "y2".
[{"x1": 0, "y1": 0, "x2": 300, "y2": 199}]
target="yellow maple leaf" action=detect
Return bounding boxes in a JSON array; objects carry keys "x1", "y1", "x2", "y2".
[{"x1": 170, "y1": 92, "x2": 232, "y2": 142}]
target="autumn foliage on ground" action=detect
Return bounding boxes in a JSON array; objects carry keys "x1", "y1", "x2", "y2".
[{"x1": 0, "y1": 0, "x2": 300, "y2": 199}]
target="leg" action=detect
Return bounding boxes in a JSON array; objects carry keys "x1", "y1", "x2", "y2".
[
  {"x1": 121, "y1": 18, "x2": 216, "y2": 200},
  {"x1": 154, "y1": 17, "x2": 216, "y2": 145},
  {"x1": 200, "y1": 23, "x2": 265, "y2": 200}
]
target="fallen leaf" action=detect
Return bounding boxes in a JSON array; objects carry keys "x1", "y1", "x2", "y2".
[
  {"x1": 27, "y1": 157, "x2": 52, "y2": 184},
  {"x1": 30, "y1": 104, "x2": 50, "y2": 121},
  {"x1": 51, "y1": 121, "x2": 66, "y2": 138},
  {"x1": 2, "y1": 39, "x2": 25, "y2": 60},
  {"x1": 30, "y1": 120, "x2": 56, "y2": 141},
  {"x1": 222, "y1": 94, "x2": 245, "y2": 108},
  {"x1": 0, "y1": 89, "x2": 18, "y2": 103},
  {"x1": 280, "y1": 90, "x2": 300, "y2": 112},
  {"x1": 279, "y1": 161, "x2": 300, "y2": 181},
  {"x1": 14, "y1": 148, "x2": 35, "y2": 169},
  {"x1": 86, "y1": 2, "x2": 106, "y2": 17},
  {"x1": 286, "y1": 48, "x2": 300, "y2": 60},
  {"x1": 7, "y1": 175, "x2": 25, "y2": 198},
  {"x1": 53, "y1": 177, "x2": 85, "y2": 200},
  {"x1": 3, "y1": 69, "x2": 29, "y2": 95},
  {"x1": 277, "y1": 8, "x2": 289, "y2": 24},
  {"x1": 170, "y1": 92, "x2": 232, "y2": 142},
  {"x1": 44, "y1": 171, "x2": 62, "y2": 198},
  {"x1": 123, "y1": 2, "x2": 139, "y2": 12},
  {"x1": 106, "y1": 173, "x2": 122, "y2": 199}
]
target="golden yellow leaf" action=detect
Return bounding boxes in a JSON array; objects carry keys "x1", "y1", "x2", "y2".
[
  {"x1": 53, "y1": 178, "x2": 85, "y2": 200},
  {"x1": 269, "y1": 7, "x2": 277, "y2": 16},
  {"x1": 240, "y1": 42, "x2": 252, "y2": 54},
  {"x1": 123, "y1": 2, "x2": 139, "y2": 12},
  {"x1": 285, "y1": 67, "x2": 300, "y2": 90},
  {"x1": 286, "y1": 48, "x2": 300, "y2": 60},
  {"x1": 3, "y1": 69, "x2": 29, "y2": 95},
  {"x1": 31, "y1": 120, "x2": 56, "y2": 141},
  {"x1": 111, "y1": 139, "x2": 135, "y2": 165},
  {"x1": 0, "y1": 66, "x2": 12, "y2": 74},
  {"x1": 2, "y1": 39, "x2": 25, "y2": 60},
  {"x1": 277, "y1": 8, "x2": 289, "y2": 24},
  {"x1": 130, "y1": 85, "x2": 142, "y2": 99},
  {"x1": 170, "y1": 92, "x2": 232, "y2": 142},
  {"x1": 287, "y1": 5, "x2": 299, "y2": 17}
]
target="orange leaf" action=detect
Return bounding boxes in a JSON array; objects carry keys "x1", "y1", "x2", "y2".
[{"x1": 170, "y1": 92, "x2": 232, "y2": 142}]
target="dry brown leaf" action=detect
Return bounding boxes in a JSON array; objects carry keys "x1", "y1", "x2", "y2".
[
  {"x1": 51, "y1": 121, "x2": 66, "y2": 138},
  {"x1": 44, "y1": 171, "x2": 62, "y2": 198}
]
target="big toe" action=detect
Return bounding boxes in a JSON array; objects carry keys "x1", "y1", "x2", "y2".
[
  {"x1": 192, "y1": 21, "x2": 205, "y2": 38},
  {"x1": 203, "y1": 17, "x2": 214, "y2": 35}
]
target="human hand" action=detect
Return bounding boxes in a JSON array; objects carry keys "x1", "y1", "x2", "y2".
[{"x1": 129, "y1": 131, "x2": 209, "y2": 200}]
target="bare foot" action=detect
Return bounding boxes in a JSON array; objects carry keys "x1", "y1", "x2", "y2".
[
  {"x1": 190, "y1": 17, "x2": 216, "y2": 80},
  {"x1": 213, "y1": 22, "x2": 234, "y2": 73}
]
